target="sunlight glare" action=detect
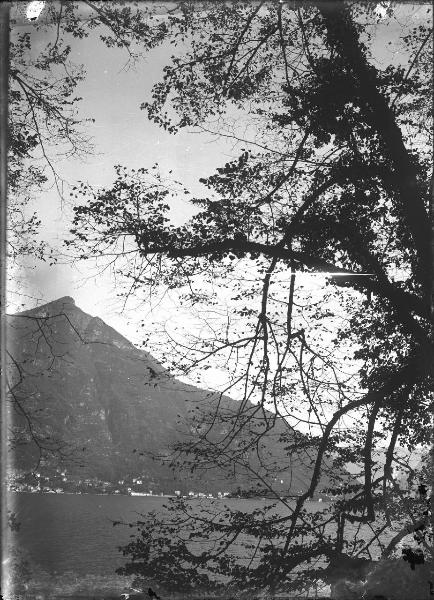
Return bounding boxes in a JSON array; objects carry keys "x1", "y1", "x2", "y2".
[
  {"x1": 26, "y1": 1, "x2": 45, "y2": 21},
  {"x1": 375, "y1": 2, "x2": 391, "y2": 19}
]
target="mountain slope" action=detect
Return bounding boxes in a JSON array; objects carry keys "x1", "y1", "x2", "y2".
[{"x1": 7, "y1": 297, "x2": 336, "y2": 496}]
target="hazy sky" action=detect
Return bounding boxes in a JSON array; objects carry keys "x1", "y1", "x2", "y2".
[
  {"x1": 10, "y1": 5, "x2": 243, "y2": 344},
  {"x1": 9, "y1": 1, "x2": 431, "y2": 352},
  {"x1": 6, "y1": 0, "x2": 431, "y2": 431}
]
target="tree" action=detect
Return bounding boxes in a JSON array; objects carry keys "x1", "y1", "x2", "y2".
[
  {"x1": 8, "y1": 0, "x2": 168, "y2": 278},
  {"x1": 69, "y1": 1, "x2": 433, "y2": 596},
  {"x1": 6, "y1": 0, "x2": 169, "y2": 475}
]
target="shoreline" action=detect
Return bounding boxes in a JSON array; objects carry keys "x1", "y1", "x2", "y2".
[{"x1": 8, "y1": 490, "x2": 329, "y2": 502}]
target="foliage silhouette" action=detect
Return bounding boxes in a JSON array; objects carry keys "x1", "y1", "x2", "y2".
[
  {"x1": 6, "y1": 0, "x2": 167, "y2": 472},
  {"x1": 7, "y1": 0, "x2": 434, "y2": 597},
  {"x1": 70, "y1": 1, "x2": 433, "y2": 596}
]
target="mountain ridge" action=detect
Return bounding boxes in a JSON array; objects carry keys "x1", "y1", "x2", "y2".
[{"x1": 8, "y1": 297, "x2": 335, "y2": 498}]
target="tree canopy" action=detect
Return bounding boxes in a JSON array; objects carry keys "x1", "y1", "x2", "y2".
[
  {"x1": 7, "y1": 0, "x2": 168, "y2": 468},
  {"x1": 69, "y1": 1, "x2": 433, "y2": 596},
  {"x1": 7, "y1": 1, "x2": 434, "y2": 598}
]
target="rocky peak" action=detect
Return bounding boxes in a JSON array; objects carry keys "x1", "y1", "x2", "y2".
[
  {"x1": 9, "y1": 297, "x2": 338, "y2": 495},
  {"x1": 84, "y1": 316, "x2": 136, "y2": 352}
]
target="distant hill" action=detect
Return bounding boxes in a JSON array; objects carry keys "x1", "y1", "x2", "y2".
[{"x1": 7, "y1": 297, "x2": 336, "y2": 497}]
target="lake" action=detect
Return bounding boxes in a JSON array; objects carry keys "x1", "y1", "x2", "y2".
[
  {"x1": 9, "y1": 492, "x2": 168, "y2": 575},
  {"x1": 11, "y1": 493, "x2": 324, "y2": 576},
  {"x1": 7, "y1": 492, "x2": 177, "y2": 598},
  {"x1": 7, "y1": 493, "x2": 330, "y2": 597},
  {"x1": 5, "y1": 492, "x2": 392, "y2": 599}
]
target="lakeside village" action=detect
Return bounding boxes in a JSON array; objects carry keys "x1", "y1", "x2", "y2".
[{"x1": 8, "y1": 466, "x2": 330, "y2": 501}]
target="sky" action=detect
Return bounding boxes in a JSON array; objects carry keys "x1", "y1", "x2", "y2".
[
  {"x1": 8, "y1": 1, "x2": 432, "y2": 395},
  {"x1": 10, "y1": 2, "x2": 244, "y2": 343}
]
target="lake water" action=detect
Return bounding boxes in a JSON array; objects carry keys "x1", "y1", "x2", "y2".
[
  {"x1": 5, "y1": 492, "x2": 393, "y2": 599},
  {"x1": 9, "y1": 492, "x2": 167, "y2": 575},
  {"x1": 7, "y1": 493, "x2": 331, "y2": 597},
  {"x1": 11, "y1": 493, "x2": 322, "y2": 577},
  {"x1": 7, "y1": 493, "x2": 178, "y2": 598}
]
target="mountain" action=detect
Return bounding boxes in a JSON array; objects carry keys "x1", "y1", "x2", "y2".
[{"x1": 7, "y1": 297, "x2": 335, "y2": 496}]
